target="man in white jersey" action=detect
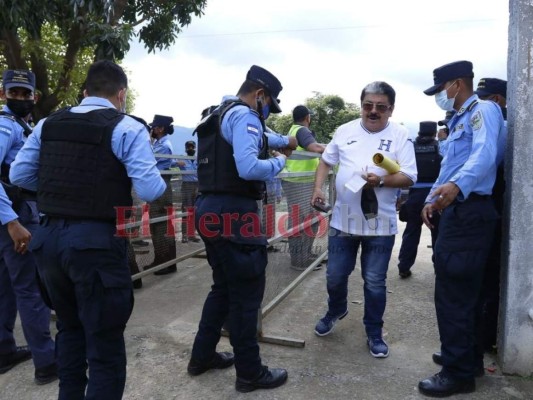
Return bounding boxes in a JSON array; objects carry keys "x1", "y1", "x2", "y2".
[{"x1": 312, "y1": 81, "x2": 417, "y2": 358}]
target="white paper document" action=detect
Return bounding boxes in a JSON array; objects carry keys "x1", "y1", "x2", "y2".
[{"x1": 344, "y1": 172, "x2": 367, "y2": 194}]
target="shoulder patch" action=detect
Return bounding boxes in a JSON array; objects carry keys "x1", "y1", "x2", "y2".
[
  {"x1": 0, "y1": 126, "x2": 12, "y2": 135},
  {"x1": 470, "y1": 110, "x2": 483, "y2": 131},
  {"x1": 247, "y1": 123, "x2": 260, "y2": 135}
]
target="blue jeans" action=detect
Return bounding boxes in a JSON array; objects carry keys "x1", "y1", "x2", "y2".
[{"x1": 326, "y1": 228, "x2": 395, "y2": 337}]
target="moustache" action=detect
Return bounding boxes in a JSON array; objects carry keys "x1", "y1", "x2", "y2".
[{"x1": 368, "y1": 113, "x2": 380, "y2": 120}]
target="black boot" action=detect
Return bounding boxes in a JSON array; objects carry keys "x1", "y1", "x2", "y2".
[
  {"x1": 187, "y1": 352, "x2": 234, "y2": 376},
  {"x1": 235, "y1": 366, "x2": 288, "y2": 393}
]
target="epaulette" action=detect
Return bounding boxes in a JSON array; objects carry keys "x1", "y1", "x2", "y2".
[{"x1": 0, "y1": 111, "x2": 33, "y2": 137}]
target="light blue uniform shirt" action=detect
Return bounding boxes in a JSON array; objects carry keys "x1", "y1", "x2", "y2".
[
  {"x1": 426, "y1": 95, "x2": 505, "y2": 203},
  {"x1": 9, "y1": 97, "x2": 166, "y2": 202},
  {"x1": 220, "y1": 95, "x2": 289, "y2": 181},
  {"x1": 152, "y1": 135, "x2": 175, "y2": 170},
  {"x1": 0, "y1": 105, "x2": 25, "y2": 224},
  {"x1": 178, "y1": 158, "x2": 198, "y2": 182}
]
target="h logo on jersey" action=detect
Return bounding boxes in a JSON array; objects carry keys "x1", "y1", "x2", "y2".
[{"x1": 378, "y1": 139, "x2": 392, "y2": 152}]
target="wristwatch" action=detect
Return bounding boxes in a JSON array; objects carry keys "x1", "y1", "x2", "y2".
[{"x1": 378, "y1": 176, "x2": 385, "y2": 188}]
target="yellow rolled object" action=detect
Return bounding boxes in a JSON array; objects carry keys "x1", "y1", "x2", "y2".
[{"x1": 373, "y1": 153, "x2": 400, "y2": 174}]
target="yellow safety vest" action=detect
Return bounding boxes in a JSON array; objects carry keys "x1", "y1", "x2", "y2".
[{"x1": 283, "y1": 124, "x2": 320, "y2": 183}]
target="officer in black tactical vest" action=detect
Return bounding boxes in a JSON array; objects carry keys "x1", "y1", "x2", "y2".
[
  {"x1": 9, "y1": 60, "x2": 166, "y2": 400},
  {"x1": 188, "y1": 65, "x2": 296, "y2": 393},
  {"x1": 397, "y1": 121, "x2": 442, "y2": 278}
]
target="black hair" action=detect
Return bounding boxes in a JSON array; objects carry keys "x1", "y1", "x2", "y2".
[
  {"x1": 237, "y1": 79, "x2": 268, "y2": 96},
  {"x1": 165, "y1": 125, "x2": 174, "y2": 135},
  {"x1": 85, "y1": 60, "x2": 128, "y2": 97},
  {"x1": 360, "y1": 81, "x2": 396, "y2": 105}
]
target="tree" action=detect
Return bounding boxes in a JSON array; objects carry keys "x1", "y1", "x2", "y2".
[
  {"x1": 269, "y1": 92, "x2": 360, "y2": 144},
  {"x1": 0, "y1": 0, "x2": 207, "y2": 121}
]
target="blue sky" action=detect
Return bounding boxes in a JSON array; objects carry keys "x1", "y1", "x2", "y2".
[{"x1": 124, "y1": 0, "x2": 508, "y2": 138}]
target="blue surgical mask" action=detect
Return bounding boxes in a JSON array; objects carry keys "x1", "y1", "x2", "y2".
[
  {"x1": 435, "y1": 81, "x2": 457, "y2": 111},
  {"x1": 262, "y1": 103, "x2": 270, "y2": 119}
]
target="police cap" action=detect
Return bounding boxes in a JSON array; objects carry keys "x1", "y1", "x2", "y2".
[
  {"x1": 150, "y1": 114, "x2": 174, "y2": 127},
  {"x1": 475, "y1": 78, "x2": 507, "y2": 98},
  {"x1": 418, "y1": 121, "x2": 437, "y2": 137},
  {"x1": 423, "y1": 60, "x2": 474, "y2": 96},
  {"x1": 246, "y1": 65, "x2": 283, "y2": 113},
  {"x1": 2, "y1": 69, "x2": 35, "y2": 91}
]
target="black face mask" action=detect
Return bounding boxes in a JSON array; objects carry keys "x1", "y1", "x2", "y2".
[
  {"x1": 7, "y1": 99, "x2": 34, "y2": 118},
  {"x1": 186, "y1": 149, "x2": 196, "y2": 156}
]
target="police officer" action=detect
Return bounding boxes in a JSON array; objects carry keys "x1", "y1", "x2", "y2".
[
  {"x1": 10, "y1": 60, "x2": 166, "y2": 400},
  {"x1": 177, "y1": 140, "x2": 200, "y2": 243},
  {"x1": 418, "y1": 61, "x2": 505, "y2": 397},
  {"x1": 397, "y1": 121, "x2": 442, "y2": 278},
  {"x1": 188, "y1": 65, "x2": 296, "y2": 393},
  {"x1": 149, "y1": 114, "x2": 178, "y2": 275},
  {"x1": 0, "y1": 69, "x2": 56, "y2": 384},
  {"x1": 474, "y1": 77, "x2": 507, "y2": 354},
  {"x1": 281, "y1": 105, "x2": 325, "y2": 270}
]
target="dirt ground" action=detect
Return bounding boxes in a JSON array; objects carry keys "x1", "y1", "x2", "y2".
[{"x1": 2, "y1": 223, "x2": 533, "y2": 400}]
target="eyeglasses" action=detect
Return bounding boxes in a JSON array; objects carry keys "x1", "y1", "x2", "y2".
[{"x1": 362, "y1": 102, "x2": 391, "y2": 113}]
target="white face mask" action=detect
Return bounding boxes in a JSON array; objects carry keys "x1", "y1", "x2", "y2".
[{"x1": 435, "y1": 81, "x2": 458, "y2": 111}]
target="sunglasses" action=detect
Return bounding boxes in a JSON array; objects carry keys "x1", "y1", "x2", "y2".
[{"x1": 362, "y1": 102, "x2": 391, "y2": 113}]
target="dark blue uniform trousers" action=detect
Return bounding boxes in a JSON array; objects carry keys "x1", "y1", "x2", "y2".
[
  {"x1": 29, "y1": 217, "x2": 133, "y2": 400},
  {"x1": 0, "y1": 201, "x2": 55, "y2": 368},
  {"x1": 434, "y1": 196, "x2": 498, "y2": 380},
  {"x1": 398, "y1": 187, "x2": 440, "y2": 272},
  {"x1": 191, "y1": 194, "x2": 267, "y2": 380}
]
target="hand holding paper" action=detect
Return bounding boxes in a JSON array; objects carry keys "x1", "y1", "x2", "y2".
[{"x1": 345, "y1": 171, "x2": 367, "y2": 194}]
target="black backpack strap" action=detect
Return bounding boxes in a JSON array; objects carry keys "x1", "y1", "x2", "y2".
[{"x1": 123, "y1": 113, "x2": 150, "y2": 132}]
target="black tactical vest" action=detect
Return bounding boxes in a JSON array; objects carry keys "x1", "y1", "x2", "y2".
[
  {"x1": 195, "y1": 101, "x2": 268, "y2": 200},
  {"x1": 413, "y1": 138, "x2": 442, "y2": 183},
  {"x1": 38, "y1": 108, "x2": 132, "y2": 221}
]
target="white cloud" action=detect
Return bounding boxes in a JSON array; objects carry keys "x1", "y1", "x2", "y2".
[{"x1": 123, "y1": 0, "x2": 509, "y2": 134}]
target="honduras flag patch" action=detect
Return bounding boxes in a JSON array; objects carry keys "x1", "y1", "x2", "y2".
[{"x1": 247, "y1": 124, "x2": 260, "y2": 135}]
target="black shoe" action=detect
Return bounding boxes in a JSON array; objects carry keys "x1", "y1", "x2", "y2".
[
  {"x1": 0, "y1": 346, "x2": 32, "y2": 374},
  {"x1": 189, "y1": 236, "x2": 201, "y2": 243},
  {"x1": 153, "y1": 265, "x2": 177, "y2": 275},
  {"x1": 399, "y1": 270, "x2": 412, "y2": 279},
  {"x1": 235, "y1": 366, "x2": 288, "y2": 393},
  {"x1": 187, "y1": 352, "x2": 235, "y2": 376},
  {"x1": 418, "y1": 372, "x2": 475, "y2": 397},
  {"x1": 267, "y1": 245, "x2": 279, "y2": 252},
  {"x1": 132, "y1": 278, "x2": 143, "y2": 289},
  {"x1": 432, "y1": 352, "x2": 484, "y2": 377},
  {"x1": 34, "y1": 363, "x2": 58, "y2": 385},
  {"x1": 181, "y1": 238, "x2": 188, "y2": 243}
]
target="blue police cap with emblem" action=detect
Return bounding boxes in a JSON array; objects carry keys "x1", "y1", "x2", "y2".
[
  {"x1": 246, "y1": 65, "x2": 283, "y2": 113},
  {"x1": 2, "y1": 69, "x2": 36, "y2": 92},
  {"x1": 423, "y1": 61, "x2": 474, "y2": 96},
  {"x1": 475, "y1": 78, "x2": 507, "y2": 98}
]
